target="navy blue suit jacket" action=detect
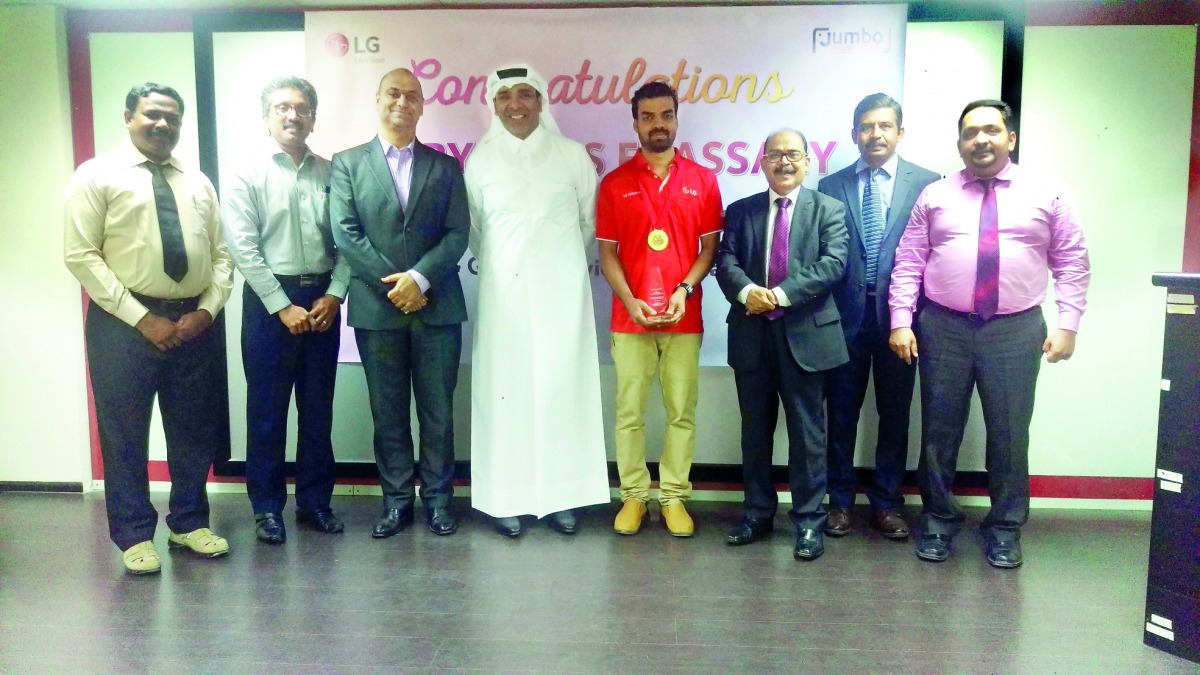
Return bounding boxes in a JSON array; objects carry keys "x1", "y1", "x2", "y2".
[{"x1": 816, "y1": 157, "x2": 939, "y2": 340}]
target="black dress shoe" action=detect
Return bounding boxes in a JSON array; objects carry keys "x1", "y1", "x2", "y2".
[
  {"x1": 986, "y1": 538, "x2": 1023, "y2": 568},
  {"x1": 824, "y1": 507, "x2": 851, "y2": 537},
  {"x1": 255, "y1": 512, "x2": 286, "y2": 544},
  {"x1": 296, "y1": 508, "x2": 345, "y2": 534},
  {"x1": 546, "y1": 509, "x2": 577, "y2": 535},
  {"x1": 426, "y1": 507, "x2": 458, "y2": 536},
  {"x1": 726, "y1": 517, "x2": 773, "y2": 546},
  {"x1": 793, "y1": 528, "x2": 825, "y2": 560},
  {"x1": 372, "y1": 507, "x2": 414, "y2": 539},
  {"x1": 494, "y1": 516, "x2": 523, "y2": 538},
  {"x1": 916, "y1": 533, "x2": 952, "y2": 562}
]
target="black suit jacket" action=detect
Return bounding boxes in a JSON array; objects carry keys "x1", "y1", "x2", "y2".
[
  {"x1": 330, "y1": 138, "x2": 469, "y2": 330},
  {"x1": 716, "y1": 187, "x2": 850, "y2": 373},
  {"x1": 817, "y1": 157, "x2": 939, "y2": 340}
]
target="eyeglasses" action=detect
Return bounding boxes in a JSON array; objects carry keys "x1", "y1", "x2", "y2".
[
  {"x1": 764, "y1": 150, "x2": 806, "y2": 163},
  {"x1": 271, "y1": 103, "x2": 313, "y2": 118}
]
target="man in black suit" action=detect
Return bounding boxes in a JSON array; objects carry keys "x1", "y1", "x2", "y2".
[
  {"x1": 817, "y1": 93, "x2": 940, "y2": 540},
  {"x1": 717, "y1": 128, "x2": 849, "y2": 560},
  {"x1": 330, "y1": 68, "x2": 469, "y2": 539}
]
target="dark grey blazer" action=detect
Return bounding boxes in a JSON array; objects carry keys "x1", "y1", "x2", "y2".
[
  {"x1": 716, "y1": 187, "x2": 850, "y2": 373},
  {"x1": 330, "y1": 138, "x2": 469, "y2": 329},
  {"x1": 817, "y1": 157, "x2": 939, "y2": 339}
]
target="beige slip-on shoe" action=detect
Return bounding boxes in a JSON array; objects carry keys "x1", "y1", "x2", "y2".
[
  {"x1": 614, "y1": 500, "x2": 648, "y2": 535},
  {"x1": 662, "y1": 502, "x2": 695, "y2": 538},
  {"x1": 167, "y1": 527, "x2": 229, "y2": 558},
  {"x1": 122, "y1": 540, "x2": 161, "y2": 575}
]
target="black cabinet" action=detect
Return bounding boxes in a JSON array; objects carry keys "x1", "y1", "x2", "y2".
[{"x1": 1145, "y1": 273, "x2": 1200, "y2": 664}]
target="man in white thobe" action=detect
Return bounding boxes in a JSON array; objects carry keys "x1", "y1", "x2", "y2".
[{"x1": 465, "y1": 65, "x2": 610, "y2": 537}]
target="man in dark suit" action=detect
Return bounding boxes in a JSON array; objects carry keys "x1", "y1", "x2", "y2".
[
  {"x1": 817, "y1": 93, "x2": 940, "y2": 540},
  {"x1": 717, "y1": 128, "x2": 849, "y2": 561},
  {"x1": 330, "y1": 68, "x2": 469, "y2": 539}
]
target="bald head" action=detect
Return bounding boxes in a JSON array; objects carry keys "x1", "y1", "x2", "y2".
[{"x1": 376, "y1": 68, "x2": 423, "y2": 143}]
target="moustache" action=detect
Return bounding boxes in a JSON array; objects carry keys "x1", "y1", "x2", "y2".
[{"x1": 773, "y1": 166, "x2": 798, "y2": 175}]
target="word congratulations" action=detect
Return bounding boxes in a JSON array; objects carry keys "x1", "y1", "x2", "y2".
[
  {"x1": 424, "y1": 139, "x2": 838, "y2": 177},
  {"x1": 411, "y1": 58, "x2": 794, "y2": 106}
]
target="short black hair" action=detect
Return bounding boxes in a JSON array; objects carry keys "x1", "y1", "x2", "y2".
[
  {"x1": 125, "y1": 83, "x2": 185, "y2": 116},
  {"x1": 852, "y1": 92, "x2": 903, "y2": 130},
  {"x1": 261, "y1": 76, "x2": 318, "y2": 116},
  {"x1": 631, "y1": 81, "x2": 678, "y2": 119},
  {"x1": 958, "y1": 98, "x2": 1016, "y2": 134}
]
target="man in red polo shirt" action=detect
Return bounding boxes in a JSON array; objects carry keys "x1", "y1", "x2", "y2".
[{"x1": 597, "y1": 81, "x2": 722, "y2": 537}]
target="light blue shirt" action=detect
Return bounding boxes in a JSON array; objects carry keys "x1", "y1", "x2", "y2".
[{"x1": 855, "y1": 152, "x2": 900, "y2": 218}]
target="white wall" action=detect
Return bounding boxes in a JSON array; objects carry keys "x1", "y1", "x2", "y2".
[{"x1": 0, "y1": 6, "x2": 91, "y2": 483}]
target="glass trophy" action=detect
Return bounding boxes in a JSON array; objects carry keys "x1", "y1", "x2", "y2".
[{"x1": 645, "y1": 266, "x2": 671, "y2": 325}]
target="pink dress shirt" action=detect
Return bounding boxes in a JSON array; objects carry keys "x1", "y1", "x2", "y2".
[{"x1": 889, "y1": 161, "x2": 1090, "y2": 332}]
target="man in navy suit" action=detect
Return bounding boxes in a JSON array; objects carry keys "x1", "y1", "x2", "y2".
[
  {"x1": 330, "y1": 68, "x2": 469, "y2": 539},
  {"x1": 717, "y1": 128, "x2": 849, "y2": 561},
  {"x1": 817, "y1": 94, "x2": 940, "y2": 539}
]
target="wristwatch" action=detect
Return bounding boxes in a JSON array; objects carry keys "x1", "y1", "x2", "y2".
[{"x1": 675, "y1": 282, "x2": 695, "y2": 298}]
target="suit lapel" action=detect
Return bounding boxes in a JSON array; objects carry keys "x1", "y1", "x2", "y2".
[
  {"x1": 407, "y1": 141, "x2": 432, "y2": 215},
  {"x1": 364, "y1": 137, "x2": 403, "y2": 216},
  {"x1": 884, "y1": 159, "x2": 912, "y2": 238},
  {"x1": 839, "y1": 169, "x2": 864, "y2": 245},
  {"x1": 749, "y1": 192, "x2": 772, "y2": 284},
  {"x1": 789, "y1": 188, "x2": 814, "y2": 261}
]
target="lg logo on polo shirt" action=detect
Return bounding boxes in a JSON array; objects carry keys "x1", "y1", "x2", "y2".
[{"x1": 682, "y1": 186, "x2": 698, "y2": 196}]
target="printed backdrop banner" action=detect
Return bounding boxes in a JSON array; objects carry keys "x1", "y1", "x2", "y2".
[{"x1": 305, "y1": 5, "x2": 908, "y2": 365}]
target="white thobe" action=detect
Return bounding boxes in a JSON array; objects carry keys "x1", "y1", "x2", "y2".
[{"x1": 465, "y1": 125, "x2": 610, "y2": 518}]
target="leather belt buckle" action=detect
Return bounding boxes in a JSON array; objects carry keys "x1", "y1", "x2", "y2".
[{"x1": 297, "y1": 274, "x2": 320, "y2": 288}]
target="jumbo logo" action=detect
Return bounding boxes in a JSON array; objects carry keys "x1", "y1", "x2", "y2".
[
  {"x1": 326, "y1": 33, "x2": 380, "y2": 57},
  {"x1": 811, "y1": 27, "x2": 891, "y2": 53}
]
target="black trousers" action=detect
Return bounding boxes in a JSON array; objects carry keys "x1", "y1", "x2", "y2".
[
  {"x1": 915, "y1": 302, "x2": 1046, "y2": 540},
  {"x1": 825, "y1": 296, "x2": 916, "y2": 511},
  {"x1": 355, "y1": 323, "x2": 461, "y2": 511},
  {"x1": 241, "y1": 280, "x2": 339, "y2": 515},
  {"x1": 86, "y1": 298, "x2": 223, "y2": 551},
  {"x1": 733, "y1": 319, "x2": 829, "y2": 531}
]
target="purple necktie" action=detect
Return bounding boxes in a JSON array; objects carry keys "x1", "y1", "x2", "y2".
[
  {"x1": 974, "y1": 179, "x2": 999, "y2": 320},
  {"x1": 765, "y1": 196, "x2": 791, "y2": 320}
]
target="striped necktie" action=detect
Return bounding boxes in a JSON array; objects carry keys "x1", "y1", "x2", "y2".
[{"x1": 861, "y1": 167, "x2": 884, "y2": 288}]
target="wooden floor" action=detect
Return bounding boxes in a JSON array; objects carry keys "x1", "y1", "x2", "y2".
[{"x1": 0, "y1": 491, "x2": 1193, "y2": 673}]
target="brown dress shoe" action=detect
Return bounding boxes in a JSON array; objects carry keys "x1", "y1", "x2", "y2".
[
  {"x1": 824, "y1": 507, "x2": 851, "y2": 537},
  {"x1": 872, "y1": 510, "x2": 910, "y2": 539}
]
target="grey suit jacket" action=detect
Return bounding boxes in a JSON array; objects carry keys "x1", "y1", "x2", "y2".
[
  {"x1": 330, "y1": 138, "x2": 469, "y2": 330},
  {"x1": 817, "y1": 157, "x2": 939, "y2": 339},
  {"x1": 716, "y1": 187, "x2": 849, "y2": 373}
]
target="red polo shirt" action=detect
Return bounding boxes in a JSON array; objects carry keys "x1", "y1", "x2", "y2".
[{"x1": 596, "y1": 151, "x2": 723, "y2": 334}]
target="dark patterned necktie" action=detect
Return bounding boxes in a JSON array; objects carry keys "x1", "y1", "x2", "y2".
[
  {"x1": 862, "y1": 168, "x2": 884, "y2": 285},
  {"x1": 765, "y1": 196, "x2": 791, "y2": 320},
  {"x1": 974, "y1": 179, "x2": 999, "y2": 320},
  {"x1": 146, "y1": 162, "x2": 188, "y2": 283}
]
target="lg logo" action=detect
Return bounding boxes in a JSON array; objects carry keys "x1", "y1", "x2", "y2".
[
  {"x1": 326, "y1": 33, "x2": 381, "y2": 57},
  {"x1": 682, "y1": 186, "x2": 698, "y2": 196}
]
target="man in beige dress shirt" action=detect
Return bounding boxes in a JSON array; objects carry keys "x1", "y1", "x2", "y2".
[{"x1": 64, "y1": 83, "x2": 234, "y2": 575}]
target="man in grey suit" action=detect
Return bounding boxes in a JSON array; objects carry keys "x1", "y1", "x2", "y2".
[
  {"x1": 717, "y1": 128, "x2": 849, "y2": 561},
  {"x1": 817, "y1": 93, "x2": 940, "y2": 540},
  {"x1": 330, "y1": 68, "x2": 469, "y2": 539}
]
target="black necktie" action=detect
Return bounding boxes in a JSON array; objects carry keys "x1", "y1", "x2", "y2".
[{"x1": 146, "y1": 162, "x2": 188, "y2": 282}]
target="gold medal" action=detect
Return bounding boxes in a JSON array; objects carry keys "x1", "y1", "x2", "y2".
[{"x1": 647, "y1": 228, "x2": 669, "y2": 251}]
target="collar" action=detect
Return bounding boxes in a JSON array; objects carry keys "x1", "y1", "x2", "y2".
[
  {"x1": 631, "y1": 148, "x2": 677, "y2": 175},
  {"x1": 266, "y1": 139, "x2": 316, "y2": 165},
  {"x1": 378, "y1": 136, "x2": 416, "y2": 157},
  {"x1": 768, "y1": 186, "x2": 802, "y2": 205},
  {"x1": 961, "y1": 159, "x2": 1015, "y2": 186},
  {"x1": 855, "y1": 153, "x2": 899, "y2": 179},
  {"x1": 120, "y1": 141, "x2": 183, "y2": 172}
]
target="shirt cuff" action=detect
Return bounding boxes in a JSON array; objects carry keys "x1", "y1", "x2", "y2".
[
  {"x1": 325, "y1": 278, "x2": 349, "y2": 301},
  {"x1": 736, "y1": 284, "x2": 754, "y2": 305},
  {"x1": 891, "y1": 308, "x2": 914, "y2": 329},
  {"x1": 772, "y1": 287, "x2": 790, "y2": 307},
  {"x1": 262, "y1": 288, "x2": 293, "y2": 315},
  {"x1": 408, "y1": 269, "x2": 430, "y2": 294},
  {"x1": 1057, "y1": 310, "x2": 1081, "y2": 333}
]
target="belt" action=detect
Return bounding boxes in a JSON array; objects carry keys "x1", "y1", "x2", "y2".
[
  {"x1": 275, "y1": 272, "x2": 332, "y2": 288},
  {"x1": 130, "y1": 292, "x2": 201, "y2": 316},
  {"x1": 924, "y1": 299, "x2": 1040, "y2": 324}
]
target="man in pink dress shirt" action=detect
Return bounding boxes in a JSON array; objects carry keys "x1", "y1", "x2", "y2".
[{"x1": 888, "y1": 99, "x2": 1090, "y2": 568}]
